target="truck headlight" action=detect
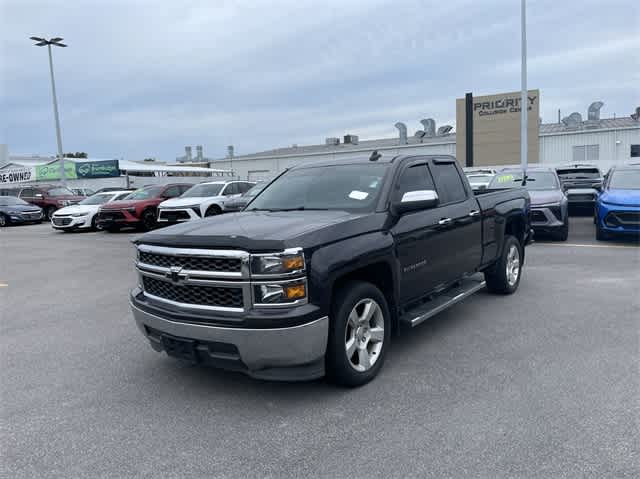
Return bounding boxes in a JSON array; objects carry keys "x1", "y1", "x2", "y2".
[
  {"x1": 251, "y1": 249, "x2": 305, "y2": 275},
  {"x1": 253, "y1": 280, "x2": 307, "y2": 305}
]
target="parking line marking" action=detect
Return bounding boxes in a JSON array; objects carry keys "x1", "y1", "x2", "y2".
[{"x1": 536, "y1": 243, "x2": 638, "y2": 249}]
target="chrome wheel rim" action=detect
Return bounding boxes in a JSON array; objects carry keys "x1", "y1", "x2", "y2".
[
  {"x1": 506, "y1": 244, "x2": 520, "y2": 286},
  {"x1": 345, "y1": 298, "x2": 384, "y2": 372}
]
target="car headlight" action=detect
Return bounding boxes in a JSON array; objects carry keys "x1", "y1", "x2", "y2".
[
  {"x1": 534, "y1": 202, "x2": 562, "y2": 208},
  {"x1": 71, "y1": 212, "x2": 87, "y2": 217},
  {"x1": 250, "y1": 249, "x2": 305, "y2": 275},
  {"x1": 253, "y1": 280, "x2": 307, "y2": 305}
]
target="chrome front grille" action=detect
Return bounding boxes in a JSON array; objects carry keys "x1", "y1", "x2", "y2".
[
  {"x1": 136, "y1": 244, "x2": 250, "y2": 312},
  {"x1": 139, "y1": 251, "x2": 241, "y2": 273}
]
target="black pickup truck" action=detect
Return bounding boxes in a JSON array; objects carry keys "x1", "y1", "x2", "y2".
[{"x1": 130, "y1": 154, "x2": 531, "y2": 386}]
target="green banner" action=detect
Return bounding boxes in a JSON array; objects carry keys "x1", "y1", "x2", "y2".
[
  {"x1": 75, "y1": 160, "x2": 120, "y2": 178},
  {"x1": 36, "y1": 162, "x2": 78, "y2": 181}
]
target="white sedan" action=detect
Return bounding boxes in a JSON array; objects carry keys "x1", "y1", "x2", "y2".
[{"x1": 51, "y1": 190, "x2": 132, "y2": 231}]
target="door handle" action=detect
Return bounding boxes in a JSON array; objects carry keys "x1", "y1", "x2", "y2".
[
  {"x1": 469, "y1": 210, "x2": 480, "y2": 217},
  {"x1": 438, "y1": 218, "x2": 453, "y2": 225}
]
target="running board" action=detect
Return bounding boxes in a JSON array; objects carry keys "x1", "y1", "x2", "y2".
[{"x1": 402, "y1": 273, "x2": 486, "y2": 327}]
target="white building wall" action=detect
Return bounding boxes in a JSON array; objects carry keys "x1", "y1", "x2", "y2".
[{"x1": 539, "y1": 127, "x2": 639, "y2": 170}]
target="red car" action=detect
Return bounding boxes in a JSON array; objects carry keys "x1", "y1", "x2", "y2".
[
  {"x1": 96, "y1": 183, "x2": 192, "y2": 231},
  {"x1": 1, "y1": 185, "x2": 86, "y2": 219}
]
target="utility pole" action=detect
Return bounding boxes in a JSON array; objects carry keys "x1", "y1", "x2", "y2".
[
  {"x1": 520, "y1": 0, "x2": 528, "y2": 185},
  {"x1": 31, "y1": 36, "x2": 67, "y2": 185}
]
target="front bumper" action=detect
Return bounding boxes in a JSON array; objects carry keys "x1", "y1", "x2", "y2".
[
  {"x1": 157, "y1": 207, "x2": 200, "y2": 224},
  {"x1": 530, "y1": 206, "x2": 565, "y2": 232},
  {"x1": 597, "y1": 203, "x2": 640, "y2": 235},
  {"x1": 7, "y1": 211, "x2": 43, "y2": 224},
  {"x1": 130, "y1": 296, "x2": 328, "y2": 381},
  {"x1": 96, "y1": 210, "x2": 140, "y2": 228},
  {"x1": 51, "y1": 214, "x2": 91, "y2": 229}
]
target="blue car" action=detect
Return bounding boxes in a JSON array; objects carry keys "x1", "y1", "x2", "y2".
[{"x1": 595, "y1": 165, "x2": 640, "y2": 240}]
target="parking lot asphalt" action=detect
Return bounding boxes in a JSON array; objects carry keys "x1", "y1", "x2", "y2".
[{"x1": 1, "y1": 217, "x2": 639, "y2": 479}]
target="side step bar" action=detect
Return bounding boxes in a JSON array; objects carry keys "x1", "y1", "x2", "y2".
[{"x1": 402, "y1": 273, "x2": 486, "y2": 327}]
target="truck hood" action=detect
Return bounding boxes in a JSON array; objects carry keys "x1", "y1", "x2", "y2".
[
  {"x1": 528, "y1": 189, "x2": 565, "y2": 206},
  {"x1": 54, "y1": 204, "x2": 99, "y2": 215},
  {"x1": 159, "y1": 196, "x2": 218, "y2": 208},
  {"x1": 600, "y1": 189, "x2": 640, "y2": 207},
  {"x1": 138, "y1": 210, "x2": 386, "y2": 251},
  {"x1": 101, "y1": 199, "x2": 150, "y2": 210}
]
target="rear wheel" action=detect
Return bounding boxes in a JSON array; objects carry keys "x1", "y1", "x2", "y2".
[
  {"x1": 0, "y1": 213, "x2": 8, "y2": 227},
  {"x1": 326, "y1": 281, "x2": 391, "y2": 387},
  {"x1": 484, "y1": 235, "x2": 522, "y2": 294}
]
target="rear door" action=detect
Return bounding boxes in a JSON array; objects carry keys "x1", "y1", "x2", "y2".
[{"x1": 429, "y1": 159, "x2": 482, "y2": 281}]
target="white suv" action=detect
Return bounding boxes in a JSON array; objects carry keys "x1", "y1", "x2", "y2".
[{"x1": 157, "y1": 180, "x2": 255, "y2": 224}]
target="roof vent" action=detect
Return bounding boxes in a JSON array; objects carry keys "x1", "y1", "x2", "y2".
[
  {"x1": 561, "y1": 112, "x2": 583, "y2": 129},
  {"x1": 420, "y1": 119, "x2": 436, "y2": 137},
  {"x1": 325, "y1": 137, "x2": 340, "y2": 145},
  {"x1": 414, "y1": 130, "x2": 426, "y2": 142},
  {"x1": 631, "y1": 107, "x2": 640, "y2": 121},
  {"x1": 587, "y1": 101, "x2": 604, "y2": 121},
  {"x1": 437, "y1": 125, "x2": 453, "y2": 136},
  {"x1": 344, "y1": 134, "x2": 359, "y2": 145},
  {"x1": 395, "y1": 122, "x2": 408, "y2": 145}
]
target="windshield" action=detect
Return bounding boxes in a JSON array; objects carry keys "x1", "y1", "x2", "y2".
[
  {"x1": 124, "y1": 186, "x2": 163, "y2": 200},
  {"x1": 609, "y1": 170, "x2": 640, "y2": 190},
  {"x1": 243, "y1": 182, "x2": 267, "y2": 197},
  {"x1": 79, "y1": 193, "x2": 114, "y2": 205},
  {"x1": 0, "y1": 196, "x2": 29, "y2": 206},
  {"x1": 489, "y1": 171, "x2": 560, "y2": 191},
  {"x1": 181, "y1": 183, "x2": 224, "y2": 198},
  {"x1": 47, "y1": 187, "x2": 76, "y2": 197},
  {"x1": 556, "y1": 168, "x2": 601, "y2": 179},
  {"x1": 247, "y1": 163, "x2": 389, "y2": 212}
]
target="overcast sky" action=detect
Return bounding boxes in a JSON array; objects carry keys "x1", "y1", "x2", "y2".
[{"x1": 2, "y1": 0, "x2": 638, "y2": 160}]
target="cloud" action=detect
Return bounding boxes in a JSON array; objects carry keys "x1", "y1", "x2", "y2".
[{"x1": 1, "y1": 0, "x2": 638, "y2": 160}]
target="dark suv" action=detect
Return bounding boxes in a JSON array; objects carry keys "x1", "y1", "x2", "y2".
[
  {"x1": 555, "y1": 164, "x2": 603, "y2": 210},
  {"x1": 1, "y1": 185, "x2": 85, "y2": 219}
]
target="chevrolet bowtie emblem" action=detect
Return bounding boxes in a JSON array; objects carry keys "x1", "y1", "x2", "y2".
[{"x1": 166, "y1": 266, "x2": 185, "y2": 283}]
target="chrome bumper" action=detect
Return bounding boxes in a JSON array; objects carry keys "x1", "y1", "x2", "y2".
[{"x1": 130, "y1": 301, "x2": 328, "y2": 376}]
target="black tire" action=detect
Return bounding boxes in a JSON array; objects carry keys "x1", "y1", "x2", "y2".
[
  {"x1": 553, "y1": 220, "x2": 569, "y2": 241},
  {"x1": 326, "y1": 281, "x2": 391, "y2": 387},
  {"x1": 140, "y1": 209, "x2": 157, "y2": 231},
  {"x1": 0, "y1": 213, "x2": 8, "y2": 227},
  {"x1": 91, "y1": 215, "x2": 99, "y2": 231},
  {"x1": 46, "y1": 206, "x2": 57, "y2": 220},
  {"x1": 484, "y1": 235, "x2": 523, "y2": 295},
  {"x1": 105, "y1": 225, "x2": 120, "y2": 233},
  {"x1": 205, "y1": 205, "x2": 222, "y2": 217},
  {"x1": 596, "y1": 224, "x2": 609, "y2": 241}
]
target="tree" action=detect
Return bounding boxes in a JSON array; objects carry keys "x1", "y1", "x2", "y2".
[{"x1": 64, "y1": 152, "x2": 88, "y2": 158}]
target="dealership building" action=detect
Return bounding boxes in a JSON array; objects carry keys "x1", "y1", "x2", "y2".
[{"x1": 209, "y1": 96, "x2": 640, "y2": 181}]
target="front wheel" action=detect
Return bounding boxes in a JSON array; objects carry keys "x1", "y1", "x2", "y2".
[
  {"x1": 205, "y1": 205, "x2": 221, "y2": 217},
  {"x1": 326, "y1": 281, "x2": 391, "y2": 387},
  {"x1": 484, "y1": 235, "x2": 523, "y2": 294},
  {"x1": 553, "y1": 221, "x2": 569, "y2": 241},
  {"x1": 46, "y1": 206, "x2": 57, "y2": 220},
  {"x1": 0, "y1": 214, "x2": 8, "y2": 227},
  {"x1": 596, "y1": 224, "x2": 609, "y2": 241},
  {"x1": 140, "y1": 210, "x2": 157, "y2": 231}
]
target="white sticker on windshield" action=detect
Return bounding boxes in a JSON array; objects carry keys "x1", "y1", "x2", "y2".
[{"x1": 349, "y1": 190, "x2": 369, "y2": 200}]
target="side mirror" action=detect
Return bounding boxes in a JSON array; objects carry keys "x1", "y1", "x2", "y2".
[{"x1": 393, "y1": 190, "x2": 439, "y2": 214}]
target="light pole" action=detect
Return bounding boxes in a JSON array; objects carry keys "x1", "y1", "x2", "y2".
[
  {"x1": 30, "y1": 36, "x2": 67, "y2": 186},
  {"x1": 520, "y1": 0, "x2": 528, "y2": 185}
]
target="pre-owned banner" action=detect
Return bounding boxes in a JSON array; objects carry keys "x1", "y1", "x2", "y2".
[
  {"x1": 0, "y1": 167, "x2": 36, "y2": 184},
  {"x1": 75, "y1": 160, "x2": 120, "y2": 178}
]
